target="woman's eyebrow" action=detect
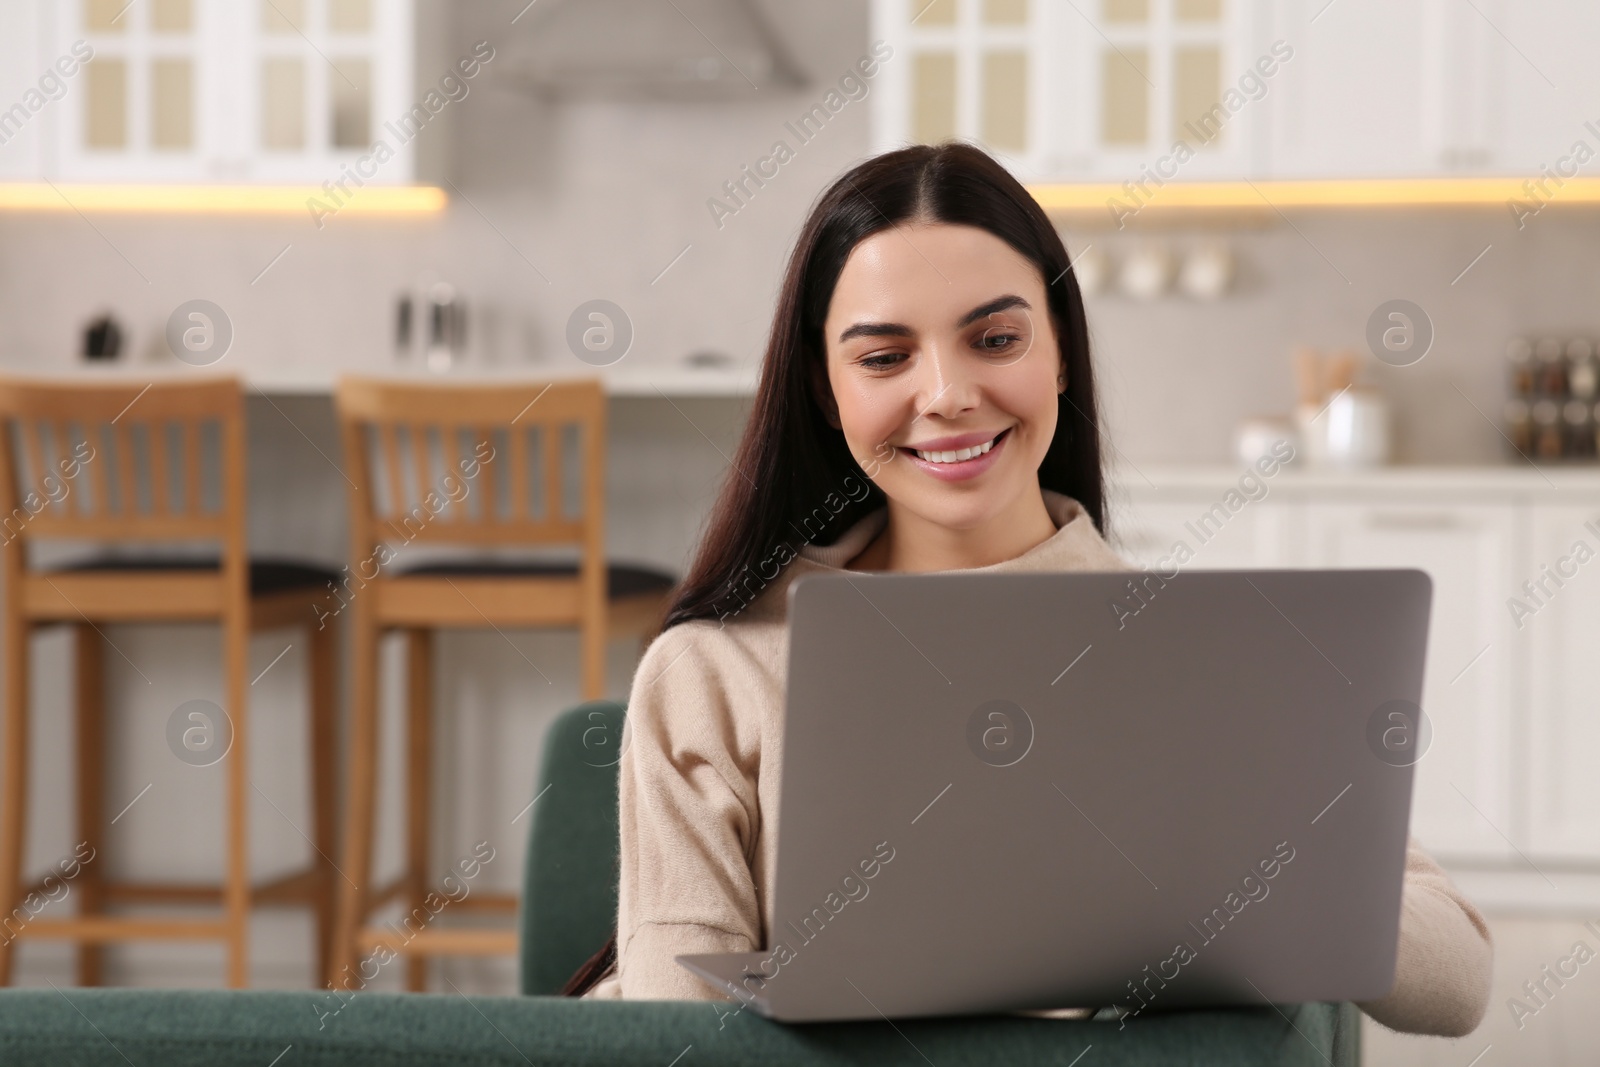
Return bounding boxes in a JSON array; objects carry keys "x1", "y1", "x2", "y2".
[
  {"x1": 838, "y1": 320, "x2": 912, "y2": 343},
  {"x1": 956, "y1": 294, "x2": 1030, "y2": 328},
  {"x1": 838, "y1": 294, "x2": 1031, "y2": 344}
]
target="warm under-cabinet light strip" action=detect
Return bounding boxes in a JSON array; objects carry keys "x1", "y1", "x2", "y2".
[
  {"x1": 6, "y1": 177, "x2": 1586, "y2": 215},
  {"x1": 0, "y1": 183, "x2": 448, "y2": 215},
  {"x1": 1027, "y1": 176, "x2": 1600, "y2": 211}
]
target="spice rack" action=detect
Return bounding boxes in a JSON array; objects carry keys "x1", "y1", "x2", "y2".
[{"x1": 1505, "y1": 337, "x2": 1600, "y2": 462}]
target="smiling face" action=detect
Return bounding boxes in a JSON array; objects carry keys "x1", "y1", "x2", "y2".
[{"x1": 818, "y1": 221, "x2": 1065, "y2": 548}]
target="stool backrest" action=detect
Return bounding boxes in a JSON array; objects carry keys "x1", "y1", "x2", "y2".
[
  {"x1": 519, "y1": 699, "x2": 626, "y2": 995},
  {"x1": 0, "y1": 377, "x2": 245, "y2": 558},
  {"x1": 334, "y1": 378, "x2": 606, "y2": 568}
]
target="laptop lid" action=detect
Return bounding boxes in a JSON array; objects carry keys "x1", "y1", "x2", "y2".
[{"x1": 681, "y1": 568, "x2": 1429, "y2": 1023}]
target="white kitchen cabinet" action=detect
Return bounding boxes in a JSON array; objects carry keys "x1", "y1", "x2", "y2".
[
  {"x1": 1075, "y1": 0, "x2": 1259, "y2": 181},
  {"x1": 1109, "y1": 493, "x2": 1293, "y2": 569},
  {"x1": 239, "y1": 0, "x2": 417, "y2": 184},
  {"x1": 15, "y1": 0, "x2": 415, "y2": 183},
  {"x1": 1524, "y1": 503, "x2": 1600, "y2": 861},
  {"x1": 869, "y1": 0, "x2": 1034, "y2": 171},
  {"x1": 874, "y1": 0, "x2": 1599, "y2": 182},
  {"x1": 1491, "y1": 0, "x2": 1600, "y2": 178},
  {"x1": 1115, "y1": 468, "x2": 1600, "y2": 904},
  {"x1": 872, "y1": 0, "x2": 1262, "y2": 183},
  {"x1": 0, "y1": 1, "x2": 48, "y2": 179},
  {"x1": 49, "y1": 0, "x2": 213, "y2": 181},
  {"x1": 1263, "y1": 0, "x2": 1430, "y2": 178},
  {"x1": 1261, "y1": 0, "x2": 1517, "y2": 177},
  {"x1": 1116, "y1": 486, "x2": 1523, "y2": 862},
  {"x1": 1301, "y1": 501, "x2": 1519, "y2": 862}
]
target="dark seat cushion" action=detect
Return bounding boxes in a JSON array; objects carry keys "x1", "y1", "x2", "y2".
[
  {"x1": 0, "y1": 988, "x2": 1360, "y2": 1066},
  {"x1": 57, "y1": 556, "x2": 340, "y2": 596},
  {"x1": 397, "y1": 561, "x2": 676, "y2": 600}
]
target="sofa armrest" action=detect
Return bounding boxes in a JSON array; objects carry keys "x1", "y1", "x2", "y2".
[{"x1": 0, "y1": 990, "x2": 1358, "y2": 1067}]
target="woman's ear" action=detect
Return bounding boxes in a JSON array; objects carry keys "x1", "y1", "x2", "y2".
[{"x1": 810, "y1": 354, "x2": 842, "y2": 429}]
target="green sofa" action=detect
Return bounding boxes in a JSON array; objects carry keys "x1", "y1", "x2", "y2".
[{"x1": 0, "y1": 701, "x2": 1361, "y2": 1066}]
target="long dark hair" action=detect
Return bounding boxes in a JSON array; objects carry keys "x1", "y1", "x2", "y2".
[
  {"x1": 668, "y1": 141, "x2": 1106, "y2": 630},
  {"x1": 561, "y1": 142, "x2": 1107, "y2": 997}
]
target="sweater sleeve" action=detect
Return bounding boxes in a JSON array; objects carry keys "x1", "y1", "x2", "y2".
[
  {"x1": 1357, "y1": 837, "x2": 1494, "y2": 1037},
  {"x1": 612, "y1": 626, "x2": 761, "y2": 1000}
]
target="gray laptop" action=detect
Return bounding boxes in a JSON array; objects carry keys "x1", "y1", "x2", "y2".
[{"x1": 679, "y1": 569, "x2": 1430, "y2": 1023}]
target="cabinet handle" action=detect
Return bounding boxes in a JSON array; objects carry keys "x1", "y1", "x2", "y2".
[{"x1": 1365, "y1": 511, "x2": 1463, "y2": 530}]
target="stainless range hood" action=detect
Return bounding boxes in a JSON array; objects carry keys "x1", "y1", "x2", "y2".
[{"x1": 502, "y1": 0, "x2": 805, "y2": 100}]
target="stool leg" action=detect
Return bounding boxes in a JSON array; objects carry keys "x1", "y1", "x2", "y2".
[
  {"x1": 74, "y1": 624, "x2": 106, "y2": 986},
  {"x1": 405, "y1": 628, "x2": 434, "y2": 993},
  {"x1": 308, "y1": 616, "x2": 339, "y2": 986},
  {"x1": 0, "y1": 617, "x2": 30, "y2": 985},
  {"x1": 331, "y1": 605, "x2": 379, "y2": 989},
  {"x1": 223, "y1": 609, "x2": 251, "y2": 988}
]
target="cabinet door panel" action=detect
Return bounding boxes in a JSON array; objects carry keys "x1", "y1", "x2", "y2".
[
  {"x1": 1303, "y1": 502, "x2": 1517, "y2": 861},
  {"x1": 1525, "y1": 504, "x2": 1600, "y2": 860},
  {"x1": 1265, "y1": 0, "x2": 1431, "y2": 177},
  {"x1": 43, "y1": 0, "x2": 414, "y2": 182},
  {"x1": 1110, "y1": 493, "x2": 1290, "y2": 570},
  {"x1": 1495, "y1": 0, "x2": 1600, "y2": 176},
  {"x1": 872, "y1": 0, "x2": 1258, "y2": 181},
  {"x1": 56, "y1": 0, "x2": 209, "y2": 180},
  {"x1": 872, "y1": 0, "x2": 1600, "y2": 182},
  {"x1": 0, "y1": 2, "x2": 46, "y2": 179}
]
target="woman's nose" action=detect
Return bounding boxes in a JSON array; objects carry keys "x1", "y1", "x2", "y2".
[{"x1": 914, "y1": 344, "x2": 981, "y2": 419}]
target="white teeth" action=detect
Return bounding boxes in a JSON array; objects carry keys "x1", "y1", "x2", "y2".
[{"x1": 913, "y1": 436, "x2": 997, "y2": 464}]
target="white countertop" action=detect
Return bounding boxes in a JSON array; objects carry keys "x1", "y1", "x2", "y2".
[
  {"x1": 3, "y1": 359, "x2": 762, "y2": 398},
  {"x1": 247, "y1": 362, "x2": 764, "y2": 398},
  {"x1": 1111, "y1": 462, "x2": 1600, "y2": 493}
]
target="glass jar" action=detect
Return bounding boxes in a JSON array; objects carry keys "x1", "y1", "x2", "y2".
[
  {"x1": 1504, "y1": 398, "x2": 1532, "y2": 458},
  {"x1": 1563, "y1": 399, "x2": 1594, "y2": 459},
  {"x1": 1535, "y1": 337, "x2": 1568, "y2": 396},
  {"x1": 1566, "y1": 338, "x2": 1597, "y2": 401},
  {"x1": 1533, "y1": 398, "x2": 1563, "y2": 459},
  {"x1": 1506, "y1": 336, "x2": 1535, "y2": 397}
]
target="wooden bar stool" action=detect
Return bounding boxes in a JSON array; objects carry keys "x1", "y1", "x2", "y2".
[
  {"x1": 329, "y1": 377, "x2": 675, "y2": 991},
  {"x1": 0, "y1": 377, "x2": 340, "y2": 988}
]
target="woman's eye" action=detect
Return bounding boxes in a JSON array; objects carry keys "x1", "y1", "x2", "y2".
[
  {"x1": 980, "y1": 333, "x2": 1021, "y2": 351},
  {"x1": 858, "y1": 352, "x2": 904, "y2": 370}
]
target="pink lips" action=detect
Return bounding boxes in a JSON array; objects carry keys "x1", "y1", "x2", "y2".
[
  {"x1": 904, "y1": 428, "x2": 1007, "y2": 453},
  {"x1": 900, "y1": 428, "x2": 1009, "y2": 483}
]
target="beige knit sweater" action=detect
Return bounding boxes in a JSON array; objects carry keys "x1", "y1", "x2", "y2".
[{"x1": 587, "y1": 490, "x2": 1494, "y2": 1037}]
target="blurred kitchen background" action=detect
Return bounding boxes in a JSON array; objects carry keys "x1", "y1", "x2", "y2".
[{"x1": 2, "y1": 1, "x2": 1599, "y2": 1063}]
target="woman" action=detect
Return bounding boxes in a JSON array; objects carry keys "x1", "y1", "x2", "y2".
[{"x1": 572, "y1": 143, "x2": 1493, "y2": 1037}]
